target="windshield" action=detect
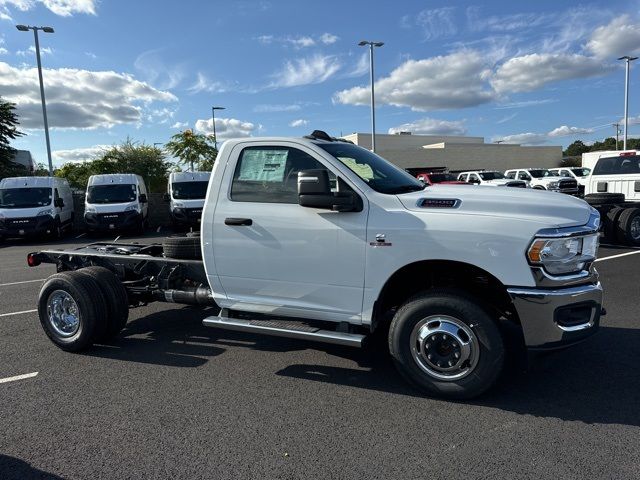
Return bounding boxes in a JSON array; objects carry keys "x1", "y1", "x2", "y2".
[
  {"x1": 171, "y1": 181, "x2": 209, "y2": 199},
  {"x1": 87, "y1": 184, "x2": 137, "y2": 204},
  {"x1": 318, "y1": 143, "x2": 424, "y2": 194},
  {"x1": 428, "y1": 173, "x2": 459, "y2": 183},
  {"x1": 528, "y1": 169, "x2": 553, "y2": 178},
  {"x1": 593, "y1": 156, "x2": 640, "y2": 175},
  {"x1": 479, "y1": 172, "x2": 505, "y2": 180},
  {"x1": 0, "y1": 187, "x2": 52, "y2": 208},
  {"x1": 571, "y1": 168, "x2": 590, "y2": 177}
]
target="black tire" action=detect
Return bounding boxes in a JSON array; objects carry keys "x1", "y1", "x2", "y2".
[
  {"x1": 603, "y1": 206, "x2": 625, "y2": 243},
  {"x1": 616, "y1": 208, "x2": 640, "y2": 246},
  {"x1": 533, "y1": 186, "x2": 546, "y2": 190},
  {"x1": 38, "y1": 271, "x2": 109, "y2": 352},
  {"x1": 163, "y1": 234, "x2": 202, "y2": 260},
  {"x1": 388, "y1": 289, "x2": 504, "y2": 399},
  {"x1": 79, "y1": 266, "x2": 129, "y2": 339},
  {"x1": 585, "y1": 192, "x2": 625, "y2": 205}
]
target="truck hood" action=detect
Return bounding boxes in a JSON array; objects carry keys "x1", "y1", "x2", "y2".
[
  {"x1": 85, "y1": 202, "x2": 139, "y2": 214},
  {"x1": 171, "y1": 198, "x2": 205, "y2": 209},
  {"x1": 0, "y1": 206, "x2": 53, "y2": 218},
  {"x1": 397, "y1": 185, "x2": 592, "y2": 228}
]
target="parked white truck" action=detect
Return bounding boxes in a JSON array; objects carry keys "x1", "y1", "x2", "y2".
[
  {"x1": 164, "y1": 171, "x2": 210, "y2": 228},
  {"x1": 28, "y1": 131, "x2": 604, "y2": 399}
]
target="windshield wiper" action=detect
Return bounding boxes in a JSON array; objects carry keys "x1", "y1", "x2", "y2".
[{"x1": 391, "y1": 184, "x2": 426, "y2": 194}]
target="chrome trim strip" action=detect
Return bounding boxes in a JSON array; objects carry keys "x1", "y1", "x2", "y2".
[{"x1": 534, "y1": 209, "x2": 600, "y2": 238}]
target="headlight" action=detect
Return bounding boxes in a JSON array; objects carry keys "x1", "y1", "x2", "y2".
[
  {"x1": 548, "y1": 181, "x2": 559, "y2": 188},
  {"x1": 125, "y1": 205, "x2": 139, "y2": 212},
  {"x1": 527, "y1": 234, "x2": 599, "y2": 275},
  {"x1": 37, "y1": 208, "x2": 54, "y2": 216},
  {"x1": 85, "y1": 206, "x2": 97, "y2": 214}
]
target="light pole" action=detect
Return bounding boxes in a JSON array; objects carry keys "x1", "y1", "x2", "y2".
[
  {"x1": 358, "y1": 40, "x2": 384, "y2": 153},
  {"x1": 613, "y1": 123, "x2": 621, "y2": 150},
  {"x1": 16, "y1": 24, "x2": 55, "y2": 176},
  {"x1": 211, "y1": 106, "x2": 225, "y2": 150},
  {"x1": 618, "y1": 55, "x2": 638, "y2": 151}
]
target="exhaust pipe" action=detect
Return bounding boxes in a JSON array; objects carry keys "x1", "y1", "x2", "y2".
[{"x1": 153, "y1": 286, "x2": 216, "y2": 306}]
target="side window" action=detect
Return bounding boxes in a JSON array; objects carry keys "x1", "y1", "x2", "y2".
[
  {"x1": 458, "y1": 174, "x2": 466, "y2": 181},
  {"x1": 505, "y1": 171, "x2": 515, "y2": 179},
  {"x1": 469, "y1": 174, "x2": 479, "y2": 182},
  {"x1": 54, "y1": 188, "x2": 60, "y2": 200},
  {"x1": 231, "y1": 146, "x2": 335, "y2": 203},
  {"x1": 518, "y1": 172, "x2": 530, "y2": 181}
]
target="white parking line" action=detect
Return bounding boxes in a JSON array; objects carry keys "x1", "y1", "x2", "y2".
[
  {"x1": 0, "y1": 309, "x2": 37, "y2": 318},
  {"x1": 595, "y1": 250, "x2": 640, "y2": 262},
  {"x1": 0, "y1": 372, "x2": 38, "y2": 384},
  {"x1": 0, "y1": 278, "x2": 45, "y2": 287}
]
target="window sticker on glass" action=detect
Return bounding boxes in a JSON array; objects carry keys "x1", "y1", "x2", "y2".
[
  {"x1": 238, "y1": 149, "x2": 288, "y2": 182},
  {"x1": 338, "y1": 157, "x2": 374, "y2": 180}
]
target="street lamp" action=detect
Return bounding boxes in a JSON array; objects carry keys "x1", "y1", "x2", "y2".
[
  {"x1": 358, "y1": 40, "x2": 384, "y2": 153},
  {"x1": 618, "y1": 55, "x2": 638, "y2": 150},
  {"x1": 211, "y1": 106, "x2": 225, "y2": 150},
  {"x1": 16, "y1": 24, "x2": 55, "y2": 176}
]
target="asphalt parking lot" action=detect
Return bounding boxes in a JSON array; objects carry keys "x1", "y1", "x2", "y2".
[{"x1": 0, "y1": 233, "x2": 639, "y2": 479}]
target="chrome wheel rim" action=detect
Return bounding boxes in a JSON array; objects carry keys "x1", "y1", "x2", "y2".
[
  {"x1": 47, "y1": 290, "x2": 80, "y2": 337},
  {"x1": 410, "y1": 315, "x2": 479, "y2": 381},
  {"x1": 630, "y1": 216, "x2": 640, "y2": 241}
]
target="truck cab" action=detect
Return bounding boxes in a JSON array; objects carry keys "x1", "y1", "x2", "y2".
[
  {"x1": 505, "y1": 168, "x2": 579, "y2": 195},
  {"x1": 0, "y1": 176, "x2": 73, "y2": 240},
  {"x1": 586, "y1": 153, "x2": 640, "y2": 202},
  {"x1": 165, "y1": 171, "x2": 211, "y2": 228},
  {"x1": 83, "y1": 174, "x2": 148, "y2": 233}
]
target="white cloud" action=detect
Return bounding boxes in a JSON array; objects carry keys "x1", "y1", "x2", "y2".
[
  {"x1": 270, "y1": 54, "x2": 342, "y2": 88},
  {"x1": 187, "y1": 72, "x2": 227, "y2": 94},
  {"x1": 253, "y1": 103, "x2": 301, "y2": 113},
  {"x1": 320, "y1": 33, "x2": 339, "y2": 45},
  {"x1": 0, "y1": 48, "x2": 6, "y2": 55},
  {"x1": 334, "y1": 51, "x2": 495, "y2": 111},
  {"x1": 17, "y1": 45, "x2": 53, "y2": 57},
  {"x1": 0, "y1": 61, "x2": 176, "y2": 129},
  {"x1": 171, "y1": 121, "x2": 189, "y2": 129},
  {"x1": 133, "y1": 49, "x2": 184, "y2": 90},
  {"x1": 492, "y1": 132, "x2": 549, "y2": 145},
  {"x1": 0, "y1": 0, "x2": 96, "y2": 19},
  {"x1": 416, "y1": 7, "x2": 457, "y2": 40},
  {"x1": 345, "y1": 52, "x2": 369, "y2": 78},
  {"x1": 289, "y1": 119, "x2": 308, "y2": 127},
  {"x1": 548, "y1": 125, "x2": 594, "y2": 137},
  {"x1": 494, "y1": 99, "x2": 556, "y2": 109},
  {"x1": 494, "y1": 124, "x2": 595, "y2": 145},
  {"x1": 467, "y1": 7, "x2": 552, "y2": 33},
  {"x1": 388, "y1": 117, "x2": 467, "y2": 136},
  {"x1": 194, "y1": 117, "x2": 258, "y2": 139},
  {"x1": 492, "y1": 53, "x2": 609, "y2": 93},
  {"x1": 586, "y1": 15, "x2": 640, "y2": 59},
  {"x1": 53, "y1": 144, "x2": 110, "y2": 163},
  {"x1": 256, "y1": 33, "x2": 339, "y2": 49}
]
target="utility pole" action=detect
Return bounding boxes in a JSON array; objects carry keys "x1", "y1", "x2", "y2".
[
  {"x1": 618, "y1": 56, "x2": 638, "y2": 150},
  {"x1": 358, "y1": 40, "x2": 384, "y2": 153}
]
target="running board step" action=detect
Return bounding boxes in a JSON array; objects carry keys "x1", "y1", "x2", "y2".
[{"x1": 202, "y1": 316, "x2": 366, "y2": 347}]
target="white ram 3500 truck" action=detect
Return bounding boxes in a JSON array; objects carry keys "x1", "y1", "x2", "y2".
[{"x1": 29, "y1": 131, "x2": 604, "y2": 399}]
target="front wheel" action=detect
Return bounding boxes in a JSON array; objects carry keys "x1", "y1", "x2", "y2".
[{"x1": 388, "y1": 290, "x2": 504, "y2": 399}]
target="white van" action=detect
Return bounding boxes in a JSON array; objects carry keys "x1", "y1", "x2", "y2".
[
  {"x1": 0, "y1": 176, "x2": 74, "y2": 240},
  {"x1": 84, "y1": 174, "x2": 148, "y2": 233},
  {"x1": 164, "y1": 171, "x2": 210, "y2": 228}
]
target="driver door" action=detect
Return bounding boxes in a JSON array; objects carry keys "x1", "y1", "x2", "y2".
[{"x1": 211, "y1": 143, "x2": 368, "y2": 323}]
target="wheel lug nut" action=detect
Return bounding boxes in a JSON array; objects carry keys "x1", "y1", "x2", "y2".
[
  {"x1": 442, "y1": 334, "x2": 448, "y2": 340},
  {"x1": 454, "y1": 352, "x2": 460, "y2": 359},
  {"x1": 452, "y1": 342, "x2": 457, "y2": 348},
  {"x1": 448, "y1": 360, "x2": 454, "y2": 367},
  {"x1": 427, "y1": 354, "x2": 433, "y2": 360}
]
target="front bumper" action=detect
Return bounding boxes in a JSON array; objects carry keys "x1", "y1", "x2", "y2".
[
  {"x1": 84, "y1": 211, "x2": 142, "y2": 232},
  {"x1": 0, "y1": 215, "x2": 55, "y2": 237},
  {"x1": 171, "y1": 207, "x2": 203, "y2": 226},
  {"x1": 507, "y1": 282, "x2": 603, "y2": 350}
]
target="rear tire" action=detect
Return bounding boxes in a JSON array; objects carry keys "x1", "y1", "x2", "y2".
[
  {"x1": 603, "y1": 206, "x2": 625, "y2": 243},
  {"x1": 38, "y1": 271, "x2": 108, "y2": 351},
  {"x1": 388, "y1": 289, "x2": 504, "y2": 399},
  {"x1": 585, "y1": 192, "x2": 625, "y2": 205},
  {"x1": 163, "y1": 234, "x2": 202, "y2": 260},
  {"x1": 616, "y1": 208, "x2": 640, "y2": 246},
  {"x1": 79, "y1": 266, "x2": 129, "y2": 339}
]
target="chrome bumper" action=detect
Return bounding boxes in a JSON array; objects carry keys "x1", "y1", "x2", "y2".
[{"x1": 507, "y1": 282, "x2": 603, "y2": 350}]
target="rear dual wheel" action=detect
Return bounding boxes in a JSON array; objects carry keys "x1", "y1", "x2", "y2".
[
  {"x1": 616, "y1": 207, "x2": 640, "y2": 246},
  {"x1": 38, "y1": 267, "x2": 129, "y2": 352}
]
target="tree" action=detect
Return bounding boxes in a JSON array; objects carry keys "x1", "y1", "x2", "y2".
[
  {"x1": 563, "y1": 140, "x2": 590, "y2": 157},
  {"x1": 54, "y1": 138, "x2": 171, "y2": 192},
  {"x1": 0, "y1": 97, "x2": 25, "y2": 177},
  {"x1": 165, "y1": 129, "x2": 217, "y2": 171}
]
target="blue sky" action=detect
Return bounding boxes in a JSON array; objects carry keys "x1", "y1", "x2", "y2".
[{"x1": 2, "y1": 0, "x2": 640, "y2": 165}]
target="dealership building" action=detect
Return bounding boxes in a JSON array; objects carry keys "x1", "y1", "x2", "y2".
[{"x1": 341, "y1": 133, "x2": 562, "y2": 172}]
